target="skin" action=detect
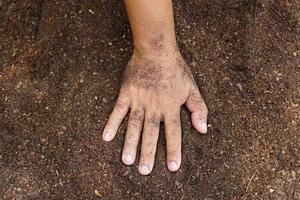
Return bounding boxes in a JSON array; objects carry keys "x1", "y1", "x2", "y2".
[{"x1": 102, "y1": 0, "x2": 208, "y2": 175}]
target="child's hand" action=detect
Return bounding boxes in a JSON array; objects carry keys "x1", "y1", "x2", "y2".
[{"x1": 102, "y1": 49, "x2": 208, "y2": 175}]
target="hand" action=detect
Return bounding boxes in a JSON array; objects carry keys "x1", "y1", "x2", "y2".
[{"x1": 102, "y1": 49, "x2": 208, "y2": 175}]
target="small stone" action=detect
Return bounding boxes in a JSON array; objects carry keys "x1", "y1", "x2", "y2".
[
  {"x1": 16, "y1": 187, "x2": 22, "y2": 192},
  {"x1": 102, "y1": 98, "x2": 107, "y2": 103},
  {"x1": 291, "y1": 170, "x2": 296, "y2": 180},
  {"x1": 40, "y1": 138, "x2": 48, "y2": 143},
  {"x1": 108, "y1": 42, "x2": 112, "y2": 46},
  {"x1": 79, "y1": 79, "x2": 84, "y2": 83},
  {"x1": 236, "y1": 83, "x2": 243, "y2": 91},
  {"x1": 58, "y1": 131, "x2": 64, "y2": 135},
  {"x1": 88, "y1": 9, "x2": 95, "y2": 15},
  {"x1": 94, "y1": 190, "x2": 101, "y2": 197},
  {"x1": 223, "y1": 76, "x2": 231, "y2": 81},
  {"x1": 293, "y1": 51, "x2": 297, "y2": 56},
  {"x1": 269, "y1": 188, "x2": 275, "y2": 193}
]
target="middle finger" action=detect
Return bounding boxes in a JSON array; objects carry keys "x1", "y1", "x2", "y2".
[{"x1": 139, "y1": 112, "x2": 160, "y2": 175}]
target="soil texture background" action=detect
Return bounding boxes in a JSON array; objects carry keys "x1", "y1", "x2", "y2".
[{"x1": 0, "y1": 0, "x2": 299, "y2": 199}]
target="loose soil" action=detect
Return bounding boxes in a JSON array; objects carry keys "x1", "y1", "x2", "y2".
[{"x1": 0, "y1": 0, "x2": 299, "y2": 199}]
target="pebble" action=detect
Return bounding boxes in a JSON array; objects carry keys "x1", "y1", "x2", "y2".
[
  {"x1": 291, "y1": 170, "x2": 296, "y2": 180},
  {"x1": 94, "y1": 190, "x2": 101, "y2": 197},
  {"x1": 40, "y1": 138, "x2": 48, "y2": 143},
  {"x1": 223, "y1": 76, "x2": 231, "y2": 81},
  {"x1": 102, "y1": 98, "x2": 107, "y2": 103},
  {"x1": 88, "y1": 9, "x2": 95, "y2": 15},
  {"x1": 293, "y1": 51, "x2": 297, "y2": 56},
  {"x1": 236, "y1": 83, "x2": 243, "y2": 91}
]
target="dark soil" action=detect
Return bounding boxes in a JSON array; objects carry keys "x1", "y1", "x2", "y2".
[{"x1": 0, "y1": 0, "x2": 299, "y2": 199}]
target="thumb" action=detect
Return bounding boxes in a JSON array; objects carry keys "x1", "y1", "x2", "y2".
[{"x1": 185, "y1": 85, "x2": 208, "y2": 133}]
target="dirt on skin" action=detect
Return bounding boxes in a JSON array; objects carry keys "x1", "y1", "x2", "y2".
[{"x1": 0, "y1": 0, "x2": 299, "y2": 199}]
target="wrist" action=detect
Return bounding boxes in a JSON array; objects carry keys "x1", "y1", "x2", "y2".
[{"x1": 133, "y1": 34, "x2": 178, "y2": 58}]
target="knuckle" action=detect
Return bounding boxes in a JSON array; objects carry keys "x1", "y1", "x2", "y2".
[
  {"x1": 165, "y1": 112, "x2": 181, "y2": 127},
  {"x1": 189, "y1": 89, "x2": 202, "y2": 103},
  {"x1": 201, "y1": 105, "x2": 208, "y2": 115},
  {"x1": 124, "y1": 139, "x2": 136, "y2": 148},
  {"x1": 167, "y1": 150, "x2": 180, "y2": 157},
  {"x1": 132, "y1": 109, "x2": 144, "y2": 119},
  {"x1": 129, "y1": 120, "x2": 141, "y2": 128},
  {"x1": 147, "y1": 113, "x2": 160, "y2": 126},
  {"x1": 171, "y1": 118, "x2": 181, "y2": 128},
  {"x1": 167, "y1": 130, "x2": 180, "y2": 137},
  {"x1": 114, "y1": 99, "x2": 128, "y2": 111},
  {"x1": 129, "y1": 109, "x2": 144, "y2": 127},
  {"x1": 194, "y1": 95, "x2": 203, "y2": 104},
  {"x1": 141, "y1": 150, "x2": 154, "y2": 159}
]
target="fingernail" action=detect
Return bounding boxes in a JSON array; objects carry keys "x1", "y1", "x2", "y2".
[
  {"x1": 139, "y1": 164, "x2": 150, "y2": 175},
  {"x1": 200, "y1": 121, "x2": 207, "y2": 133},
  {"x1": 168, "y1": 161, "x2": 179, "y2": 171},
  {"x1": 123, "y1": 153, "x2": 134, "y2": 165},
  {"x1": 103, "y1": 131, "x2": 112, "y2": 141}
]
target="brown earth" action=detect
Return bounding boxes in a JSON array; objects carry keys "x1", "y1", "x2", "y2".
[{"x1": 0, "y1": 0, "x2": 299, "y2": 199}]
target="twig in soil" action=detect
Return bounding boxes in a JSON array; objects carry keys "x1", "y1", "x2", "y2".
[{"x1": 246, "y1": 169, "x2": 257, "y2": 192}]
